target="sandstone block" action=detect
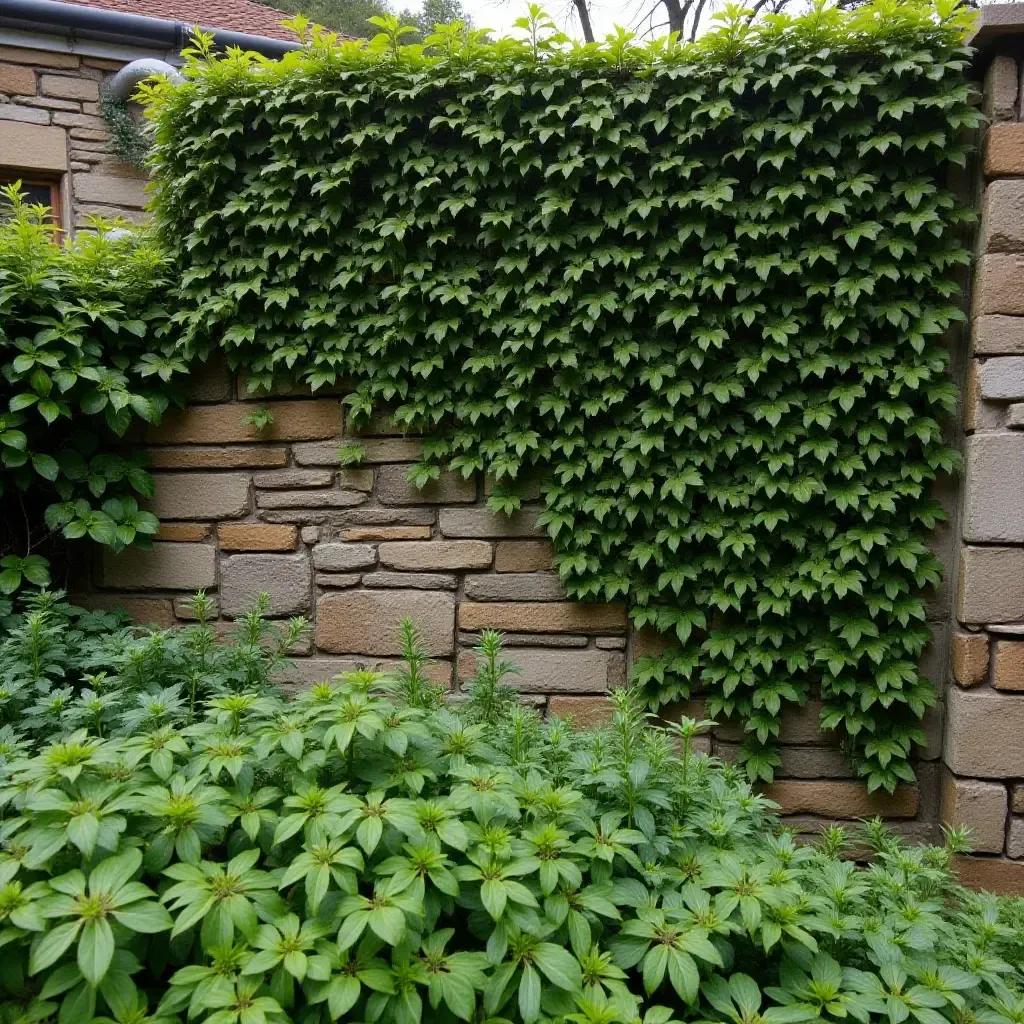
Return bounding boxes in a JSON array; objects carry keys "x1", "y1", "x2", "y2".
[
  {"x1": 494, "y1": 540, "x2": 554, "y2": 572},
  {"x1": 149, "y1": 400, "x2": 341, "y2": 444},
  {"x1": 984, "y1": 55, "x2": 1018, "y2": 121},
  {"x1": 975, "y1": 316, "x2": 1024, "y2": 355},
  {"x1": 460, "y1": 632, "x2": 588, "y2": 648},
  {"x1": 187, "y1": 356, "x2": 233, "y2": 402},
  {"x1": 0, "y1": 121, "x2": 67, "y2": 171},
  {"x1": 953, "y1": 631, "x2": 990, "y2": 687},
  {"x1": 439, "y1": 508, "x2": 542, "y2": 538},
  {"x1": 774, "y1": 746, "x2": 853, "y2": 779},
  {"x1": 1014, "y1": 784, "x2": 1024, "y2": 813},
  {"x1": 101, "y1": 543, "x2": 216, "y2": 590},
  {"x1": 301, "y1": 527, "x2": 319, "y2": 544},
  {"x1": 548, "y1": 696, "x2": 617, "y2": 727},
  {"x1": 975, "y1": 256, "x2": 1024, "y2": 318},
  {"x1": 459, "y1": 601, "x2": 627, "y2": 633},
  {"x1": 218, "y1": 524, "x2": 297, "y2": 552},
  {"x1": 714, "y1": 701, "x2": 835, "y2": 746},
  {"x1": 965, "y1": 361, "x2": 1004, "y2": 432},
  {"x1": 312, "y1": 543, "x2": 376, "y2": 571},
  {"x1": 338, "y1": 469, "x2": 375, "y2": 491},
  {"x1": 760, "y1": 780, "x2": 919, "y2": 819},
  {"x1": 253, "y1": 469, "x2": 334, "y2": 489},
  {"x1": 219, "y1": 553, "x2": 310, "y2": 617},
  {"x1": 72, "y1": 172, "x2": 146, "y2": 208},
  {"x1": 377, "y1": 464, "x2": 476, "y2": 505},
  {"x1": 379, "y1": 541, "x2": 492, "y2": 571},
  {"x1": 343, "y1": 526, "x2": 432, "y2": 542},
  {"x1": 40, "y1": 73, "x2": 97, "y2": 100},
  {"x1": 1010, "y1": 404, "x2": 1024, "y2": 428},
  {"x1": 315, "y1": 574, "x2": 362, "y2": 588},
  {"x1": 0, "y1": 63, "x2": 35, "y2": 94},
  {"x1": 1008, "y1": 818, "x2": 1024, "y2": 859},
  {"x1": 463, "y1": 572, "x2": 567, "y2": 601},
  {"x1": 0, "y1": 45, "x2": 78, "y2": 67},
  {"x1": 150, "y1": 473, "x2": 250, "y2": 521},
  {"x1": 459, "y1": 647, "x2": 625, "y2": 693},
  {"x1": 0, "y1": 104, "x2": 50, "y2": 124},
  {"x1": 963, "y1": 434, "x2": 1024, "y2": 543},
  {"x1": 945, "y1": 687, "x2": 1024, "y2": 776},
  {"x1": 363, "y1": 572, "x2": 457, "y2": 590},
  {"x1": 256, "y1": 490, "x2": 368, "y2": 510},
  {"x1": 316, "y1": 590, "x2": 454, "y2": 656},
  {"x1": 322, "y1": 508, "x2": 436, "y2": 528},
  {"x1": 940, "y1": 772, "x2": 1008, "y2": 853},
  {"x1": 74, "y1": 594, "x2": 174, "y2": 628},
  {"x1": 173, "y1": 596, "x2": 217, "y2": 620},
  {"x1": 979, "y1": 359, "x2": 1024, "y2": 400},
  {"x1": 994, "y1": 641, "x2": 1024, "y2": 690},
  {"x1": 155, "y1": 523, "x2": 211, "y2": 543},
  {"x1": 959, "y1": 545, "x2": 1024, "y2": 624},
  {"x1": 985, "y1": 123, "x2": 1024, "y2": 177},
  {"x1": 146, "y1": 446, "x2": 288, "y2": 470},
  {"x1": 954, "y1": 855, "x2": 1024, "y2": 894},
  {"x1": 278, "y1": 655, "x2": 452, "y2": 689},
  {"x1": 980, "y1": 181, "x2": 1024, "y2": 254},
  {"x1": 293, "y1": 438, "x2": 422, "y2": 465},
  {"x1": 596, "y1": 637, "x2": 627, "y2": 649}
]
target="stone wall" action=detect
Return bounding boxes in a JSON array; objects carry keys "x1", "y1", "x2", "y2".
[{"x1": 0, "y1": 41, "x2": 148, "y2": 229}]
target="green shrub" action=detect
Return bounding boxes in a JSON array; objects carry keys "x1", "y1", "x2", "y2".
[
  {"x1": 2, "y1": 621, "x2": 1023, "y2": 1024},
  {"x1": 143, "y1": 1, "x2": 980, "y2": 791}
]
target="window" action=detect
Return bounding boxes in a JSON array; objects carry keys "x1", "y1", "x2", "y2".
[{"x1": 0, "y1": 173, "x2": 63, "y2": 231}]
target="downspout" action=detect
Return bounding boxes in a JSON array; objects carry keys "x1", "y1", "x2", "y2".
[{"x1": 108, "y1": 58, "x2": 184, "y2": 99}]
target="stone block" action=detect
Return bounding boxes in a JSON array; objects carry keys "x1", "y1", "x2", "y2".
[
  {"x1": 963, "y1": 434, "x2": 1024, "y2": 543},
  {"x1": 439, "y1": 508, "x2": 542, "y2": 538},
  {"x1": 1014, "y1": 784, "x2": 1024, "y2": 813},
  {"x1": 975, "y1": 316, "x2": 1024, "y2": 355},
  {"x1": 1008, "y1": 818, "x2": 1024, "y2": 859},
  {"x1": 945, "y1": 687, "x2": 1024, "y2": 776},
  {"x1": 994, "y1": 641, "x2": 1024, "y2": 690},
  {"x1": 1010, "y1": 404, "x2": 1024, "y2": 428},
  {"x1": 952, "y1": 631, "x2": 990, "y2": 687},
  {"x1": 379, "y1": 541, "x2": 492, "y2": 570},
  {"x1": 253, "y1": 469, "x2": 334, "y2": 489},
  {"x1": 980, "y1": 181, "x2": 1024, "y2": 254},
  {"x1": 940, "y1": 772, "x2": 1008, "y2": 853},
  {"x1": 958, "y1": 546, "x2": 1024, "y2": 624},
  {"x1": 965, "y1": 360, "x2": 1004, "y2": 431},
  {"x1": 312, "y1": 543, "x2": 376, "y2": 571},
  {"x1": 316, "y1": 590, "x2": 454, "y2": 656},
  {"x1": 376, "y1": 464, "x2": 476, "y2": 505},
  {"x1": 187, "y1": 356, "x2": 233, "y2": 403},
  {"x1": 459, "y1": 601, "x2": 627, "y2": 633},
  {"x1": 494, "y1": 540, "x2": 554, "y2": 572},
  {"x1": 985, "y1": 123, "x2": 1024, "y2": 177},
  {"x1": 363, "y1": 572, "x2": 457, "y2": 589},
  {"x1": 219, "y1": 553, "x2": 310, "y2": 617},
  {"x1": 714, "y1": 701, "x2": 835, "y2": 746},
  {"x1": 597, "y1": 637, "x2": 627, "y2": 649},
  {"x1": 293, "y1": 438, "x2": 422, "y2": 465},
  {"x1": 72, "y1": 172, "x2": 146, "y2": 208},
  {"x1": 150, "y1": 472, "x2": 250, "y2": 521},
  {"x1": 0, "y1": 121, "x2": 67, "y2": 171},
  {"x1": 40, "y1": 73, "x2": 97, "y2": 100},
  {"x1": 173, "y1": 596, "x2": 217, "y2": 620},
  {"x1": 979, "y1": 359, "x2": 1024, "y2": 400},
  {"x1": 548, "y1": 695, "x2": 617, "y2": 727},
  {"x1": 342, "y1": 526, "x2": 432, "y2": 541},
  {"x1": 776, "y1": 746, "x2": 853, "y2": 779},
  {"x1": 0, "y1": 104, "x2": 50, "y2": 124},
  {"x1": 277, "y1": 655, "x2": 452, "y2": 689},
  {"x1": 0, "y1": 45, "x2": 78, "y2": 67},
  {"x1": 217, "y1": 524, "x2": 297, "y2": 552},
  {"x1": 760, "y1": 781, "x2": 919, "y2": 819},
  {"x1": 301, "y1": 527, "x2": 319, "y2": 544},
  {"x1": 0, "y1": 63, "x2": 36, "y2": 94},
  {"x1": 459, "y1": 647, "x2": 625, "y2": 693},
  {"x1": 101, "y1": 543, "x2": 216, "y2": 590},
  {"x1": 73, "y1": 594, "x2": 174, "y2": 628},
  {"x1": 256, "y1": 490, "x2": 368, "y2": 510},
  {"x1": 974, "y1": 256, "x2": 1024, "y2": 317},
  {"x1": 155, "y1": 523, "x2": 211, "y2": 543},
  {"x1": 149, "y1": 400, "x2": 341, "y2": 444},
  {"x1": 314, "y1": 574, "x2": 362, "y2": 588},
  {"x1": 460, "y1": 632, "x2": 588, "y2": 648},
  {"x1": 984, "y1": 55, "x2": 1018, "y2": 121},
  {"x1": 463, "y1": 572, "x2": 567, "y2": 601},
  {"x1": 338, "y1": 469, "x2": 375, "y2": 491},
  {"x1": 954, "y1": 855, "x2": 1024, "y2": 894}
]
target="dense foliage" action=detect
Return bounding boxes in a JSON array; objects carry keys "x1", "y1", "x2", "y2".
[
  {"x1": 2, "y1": 604, "x2": 1024, "y2": 1024},
  {"x1": 0, "y1": 191, "x2": 186, "y2": 587},
  {"x1": 144, "y1": 0, "x2": 977, "y2": 791}
]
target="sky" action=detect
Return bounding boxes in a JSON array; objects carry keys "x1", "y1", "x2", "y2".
[{"x1": 446, "y1": 0, "x2": 672, "y2": 41}]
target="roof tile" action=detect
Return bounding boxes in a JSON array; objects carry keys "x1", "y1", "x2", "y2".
[{"x1": 71, "y1": 0, "x2": 299, "y2": 42}]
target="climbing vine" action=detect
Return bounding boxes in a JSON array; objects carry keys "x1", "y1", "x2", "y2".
[{"x1": 144, "y1": 0, "x2": 978, "y2": 792}]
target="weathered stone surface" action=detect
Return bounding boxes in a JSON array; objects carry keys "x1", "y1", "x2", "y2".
[
  {"x1": 980, "y1": 181, "x2": 1024, "y2": 254},
  {"x1": 40, "y1": 73, "x2": 98, "y2": 100},
  {"x1": 1009, "y1": 404, "x2": 1024, "y2": 428},
  {"x1": 439, "y1": 508, "x2": 542, "y2": 538},
  {"x1": 331, "y1": 509, "x2": 436, "y2": 527},
  {"x1": 459, "y1": 632, "x2": 589, "y2": 648},
  {"x1": 187, "y1": 356, "x2": 233, "y2": 403},
  {"x1": 0, "y1": 44, "x2": 79, "y2": 67},
  {"x1": 760, "y1": 781, "x2": 919, "y2": 819},
  {"x1": 312, "y1": 543, "x2": 376, "y2": 571},
  {"x1": 984, "y1": 55, "x2": 1019, "y2": 121},
  {"x1": 979, "y1": 359, "x2": 1024, "y2": 400},
  {"x1": 0, "y1": 121, "x2": 67, "y2": 171},
  {"x1": 342, "y1": 526, "x2": 432, "y2": 541},
  {"x1": 256, "y1": 490, "x2": 368, "y2": 510},
  {"x1": 596, "y1": 637, "x2": 627, "y2": 649},
  {"x1": 715, "y1": 701, "x2": 835, "y2": 746},
  {"x1": 301, "y1": 527, "x2": 319, "y2": 544},
  {"x1": 777, "y1": 747, "x2": 854, "y2": 779},
  {"x1": 338, "y1": 470, "x2": 375, "y2": 492},
  {"x1": 632, "y1": 627, "x2": 673, "y2": 660},
  {"x1": 102, "y1": 543, "x2": 216, "y2": 591},
  {"x1": 377, "y1": 464, "x2": 477, "y2": 505},
  {"x1": 72, "y1": 172, "x2": 147, "y2": 208},
  {"x1": 548, "y1": 696, "x2": 617, "y2": 727},
  {"x1": 173, "y1": 596, "x2": 217, "y2": 620},
  {"x1": 293, "y1": 438, "x2": 423, "y2": 465},
  {"x1": 217, "y1": 524, "x2": 297, "y2": 552},
  {"x1": 945, "y1": 687, "x2": 1024, "y2": 776},
  {"x1": 459, "y1": 601, "x2": 627, "y2": 633},
  {"x1": 459, "y1": 647, "x2": 625, "y2": 693},
  {"x1": 958, "y1": 546, "x2": 1024, "y2": 624},
  {"x1": 146, "y1": 447, "x2": 288, "y2": 470},
  {"x1": 277, "y1": 655, "x2": 452, "y2": 688},
  {"x1": 463, "y1": 573, "x2": 567, "y2": 601},
  {"x1": 494, "y1": 540, "x2": 554, "y2": 572},
  {"x1": 0, "y1": 63, "x2": 36, "y2": 94},
  {"x1": 363, "y1": 572, "x2": 457, "y2": 590},
  {"x1": 974, "y1": 256, "x2": 1024, "y2": 317},
  {"x1": 378, "y1": 541, "x2": 492, "y2": 571},
  {"x1": 74, "y1": 594, "x2": 175, "y2": 628},
  {"x1": 952, "y1": 631, "x2": 990, "y2": 687},
  {"x1": 314, "y1": 574, "x2": 362, "y2": 588},
  {"x1": 964, "y1": 435, "x2": 1024, "y2": 543},
  {"x1": 0, "y1": 104, "x2": 50, "y2": 124},
  {"x1": 253, "y1": 469, "x2": 334, "y2": 489},
  {"x1": 155, "y1": 523, "x2": 211, "y2": 543},
  {"x1": 316, "y1": 590, "x2": 454, "y2": 656},
  {"x1": 219, "y1": 553, "x2": 310, "y2": 617},
  {"x1": 150, "y1": 473, "x2": 250, "y2": 521},
  {"x1": 149, "y1": 400, "x2": 341, "y2": 444},
  {"x1": 985, "y1": 123, "x2": 1024, "y2": 177},
  {"x1": 965, "y1": 361, "x2": 1005, "y2": 431},
  {"x1": 954, "y1": 855, "x2": 1024, "y2": 894},
  {"x1": 975, "y1": 316, "x2": 1024, "y2": 355},
  {"x1": 940, "y1": 772, "x2": 1008, "y2": 853},
  {"x1": 994, "y1": 641, "x2": 1024, "y2": 691},
  {"x1": 1007, "y1": 818, "x2": 1024, "y2": 859}
]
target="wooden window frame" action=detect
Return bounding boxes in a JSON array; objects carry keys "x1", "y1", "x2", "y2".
[{"x1": 0, "y1": 172, "x2": 63, "y2": 233}]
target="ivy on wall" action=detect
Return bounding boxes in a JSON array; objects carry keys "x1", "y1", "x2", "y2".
[{"x1": 144, "y1": 0, "x2": 978, "y2": 792}]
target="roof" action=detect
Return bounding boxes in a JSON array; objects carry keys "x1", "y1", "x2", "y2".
[
  {"x1": 68, "y1": 0, "x2": 298, "y2": 41},
  {"x1": 969, "y1": 3, "x2": 1024, "y2": 58}
]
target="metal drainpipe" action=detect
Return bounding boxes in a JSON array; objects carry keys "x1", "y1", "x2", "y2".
[{"x1": 107, "y1": 58, "x2": 184, "y2": 100}]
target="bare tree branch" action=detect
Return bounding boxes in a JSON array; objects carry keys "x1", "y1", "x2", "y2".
[
  {"x1": 687, "y1": 0, "x2": 708, "y2": 40},
  {"x1": 573, "y1": 0, "x2": 596, "y2": 42}
]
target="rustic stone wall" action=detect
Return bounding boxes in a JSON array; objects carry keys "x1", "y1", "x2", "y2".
[{"x1": 0, "y1": 42, "x2": 148, "y2": 229}]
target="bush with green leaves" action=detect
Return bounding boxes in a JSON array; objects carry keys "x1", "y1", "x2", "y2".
[
  {"x1": 143, "y1": 0, "x2": 978, "y2": 792},
  {"x1": 2, "y1": 631, "x2": 1024, "y2": 1024},
  {"x1": 0, "y1": 188, "x2": 187, "y2": 588}
]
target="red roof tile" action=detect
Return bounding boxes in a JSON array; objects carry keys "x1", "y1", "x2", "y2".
[{"x1": 70, "y1": 0, "x2": 299, "y2": 42}]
